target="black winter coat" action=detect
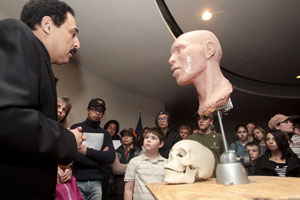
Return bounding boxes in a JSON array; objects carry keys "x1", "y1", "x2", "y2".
[
  {"x1": 254, "y1": 152, "x2": 300, "y2": 177},
  {"x1": 0, "y1": 19, "x2": 77, "y2": 200}
]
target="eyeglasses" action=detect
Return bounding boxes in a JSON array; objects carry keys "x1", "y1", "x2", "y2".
[
  {"x1": 89, "y1": 107, "x2": 105, "y2": 113},
  {"x1": 277, "y1": 119, "x2": 291, "y2": 126},
  {"x1": 158, "y1": 117, "x2": 168, "y2": 121}
]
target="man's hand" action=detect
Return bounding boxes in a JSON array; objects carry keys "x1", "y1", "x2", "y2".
[
  {"x1": 78, "y1": 144, "x2": 87, "y2": 155},
  {"x1": 102, "y1": 146, "x2": 109, "y2": 151},
  {"x1": 69, "y1": 126, "x2": 86, "y2": 150}
]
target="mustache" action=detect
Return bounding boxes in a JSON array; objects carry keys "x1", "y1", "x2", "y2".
[{"x1": 69, "y1": 48, "x2": 77, "y2": 54}]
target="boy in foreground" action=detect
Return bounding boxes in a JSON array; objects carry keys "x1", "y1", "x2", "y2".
[{"x1": 124, "y1": 127, "x2": 166, "y2": 200}]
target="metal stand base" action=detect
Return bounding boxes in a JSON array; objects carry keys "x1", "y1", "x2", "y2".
[
  {"x1": 215, "y1": 98, "x2": 249, "y2": 185},
  {"x1": 216, "y1": 163, "x2": 249, "y2": 185}
]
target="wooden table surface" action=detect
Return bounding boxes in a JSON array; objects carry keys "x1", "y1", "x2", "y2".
[{"x1": 147, "y1": 176, "x2": 300, "y2": 200}]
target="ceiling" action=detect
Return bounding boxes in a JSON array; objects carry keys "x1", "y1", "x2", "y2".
[{"x1": 0, "y1": 0, "x2": 299, "y2": 127}]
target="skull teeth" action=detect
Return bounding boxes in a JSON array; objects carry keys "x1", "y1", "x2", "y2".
[{"x1": 165, "y1": 168, "x2": 186, "y2": 174}]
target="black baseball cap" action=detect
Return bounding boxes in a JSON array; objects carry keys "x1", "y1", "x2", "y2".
[{"x1": 88, "y1": 98, "x2": 106, "y2": 111}]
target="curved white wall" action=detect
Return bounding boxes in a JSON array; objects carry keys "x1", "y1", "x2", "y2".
[{"x1": 53, "y1": 63, "x2": 164, "y2": 130}]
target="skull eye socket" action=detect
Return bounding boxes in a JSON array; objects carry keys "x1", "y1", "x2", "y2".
[{"x1": 176, "y1": 149, "x2": 187, "y2": 158}]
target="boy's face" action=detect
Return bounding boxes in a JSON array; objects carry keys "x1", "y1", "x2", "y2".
[
  {"x1": 179, "y1": 128, "x2": 190, "y2": 139},
  {"x1": 143, "y1": 133, "x2": 164, "y2": 151},
  {"x1": 197, "y1": 116, "x2": 212, "y2": 131},
  {"x1": 246, "y1": 145, "x2": 260, "y2": 161}
]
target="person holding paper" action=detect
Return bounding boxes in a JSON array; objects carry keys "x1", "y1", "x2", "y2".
[{"x1": 71, "y1": 98, "x2": 115, "y2": 200}]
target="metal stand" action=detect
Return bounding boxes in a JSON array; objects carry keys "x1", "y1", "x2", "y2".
[
  {"x1": 217, "y1": 110, "x2": 228, "y2": 152},
  {"x1": 214, "y1": 98, "x2": 249, "y2": 185}
]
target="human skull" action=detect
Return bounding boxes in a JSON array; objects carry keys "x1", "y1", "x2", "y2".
[{"x1": 164, "y1": 140, "x2": 215, "y2": 184}]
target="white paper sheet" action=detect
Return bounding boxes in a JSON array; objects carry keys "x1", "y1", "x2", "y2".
[
  {"x1": 82, "y1": 132, "x2": 104, "y2": 150},
  {"x1": 112, "y1": 140, "x2": 122, "y2": 149}
]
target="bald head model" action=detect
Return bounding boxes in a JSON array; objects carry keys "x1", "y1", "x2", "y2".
[{"x1": 169, "y1": 30, "x2": 232, "y2": 116}]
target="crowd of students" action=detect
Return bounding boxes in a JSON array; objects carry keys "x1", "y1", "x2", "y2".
[
  {"x1": 56, "y1": 96, "x2": 300, "y2": 200},
  {"x1": 229, "y1": 116, "x2": 300, "y2": 177}
]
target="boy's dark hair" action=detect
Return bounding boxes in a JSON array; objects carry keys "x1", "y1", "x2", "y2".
[
  {"x1": 146, "y1": 127, "x2": 165, "y2": 142},
  {"x1": 245, "y1": 142, "x2": 261, "y2": 154},
  {"x1": 21, "y1": 0, "x2": 75, "y2": 30}
]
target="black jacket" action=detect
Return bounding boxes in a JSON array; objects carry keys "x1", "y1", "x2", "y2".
[
  {"x1": 254, "y1": 152, "x2": 300, "y2": 177},
  {"x1": 0, "y1": 19, "x2": 77, "y2": 200},
  {"x1": 71, "y1": 118, "x2": 115, "y2": 181},
  {"x1": 159, "y1": 129, "x2": 182, "y2": 159}
]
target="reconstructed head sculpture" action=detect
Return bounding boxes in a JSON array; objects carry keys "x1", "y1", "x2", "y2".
[
  {"x1": 164, "y1": 140, "x2": 215, "y2": 184},
  {"x1": 169, "y1": 30, "x2": 222, "y2": 86},
  {"x1": 169, "y1": 30, "x2": 232, "y2": 116}
]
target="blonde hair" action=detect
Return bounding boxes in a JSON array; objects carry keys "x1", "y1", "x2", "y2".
[{"x1": 178, "y1": 125, "x2": 192, "y2": 135}]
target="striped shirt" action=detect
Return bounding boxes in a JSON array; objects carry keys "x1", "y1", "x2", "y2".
[{"x1": 124, "y1": 154, "x2": 166, "y2": 200}]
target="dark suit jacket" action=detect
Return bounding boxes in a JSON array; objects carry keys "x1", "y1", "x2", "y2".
[{"x1": 0, "y1": 18, "x2": 77, "y2": 200}]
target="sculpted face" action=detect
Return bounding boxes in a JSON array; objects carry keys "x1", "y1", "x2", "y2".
[{"x1": 169, "y1": 33, "x2": 207, "y2": 86}]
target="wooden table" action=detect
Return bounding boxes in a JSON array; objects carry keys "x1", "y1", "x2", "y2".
[{"x1": 147, "y1": 176, "x2": 300, "y2": 200}]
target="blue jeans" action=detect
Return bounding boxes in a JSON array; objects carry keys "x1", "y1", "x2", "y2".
[{"x1": 77, "y1": 180, "x2": 102, "y2": 200}]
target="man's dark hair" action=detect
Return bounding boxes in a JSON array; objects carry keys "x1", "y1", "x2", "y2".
[{"x1": 20, "y1": 0, "x2": 75, "y2": 30}]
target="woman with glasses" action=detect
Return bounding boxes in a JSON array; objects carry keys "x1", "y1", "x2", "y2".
[{"x1": 155, "y1": 111, "x2": 181, "y2": 158}]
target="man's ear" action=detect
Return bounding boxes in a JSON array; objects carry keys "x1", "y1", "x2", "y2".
[
  {"x1": 40, "y1": 16, "x2": 53, "y2": 34},
  {"x1": 203, "y1": 41, "x2": 216, "y2": 59},
  {"x1": 159, "y1": 141, "x2": 164, "y2": 149}
]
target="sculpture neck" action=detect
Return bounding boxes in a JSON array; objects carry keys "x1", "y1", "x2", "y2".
[{"x1": 193, "y1": 65, "x2": 232, "y2": 116}]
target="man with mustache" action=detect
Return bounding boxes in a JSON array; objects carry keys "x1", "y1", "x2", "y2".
[{"x1": 0, "y1": 0, "x2": 83, "y2": 199}]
